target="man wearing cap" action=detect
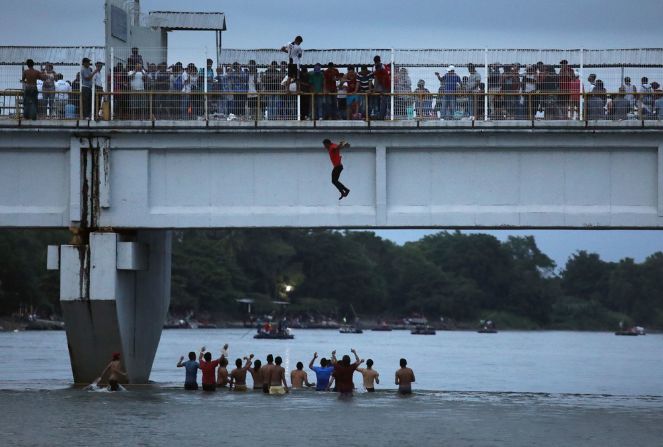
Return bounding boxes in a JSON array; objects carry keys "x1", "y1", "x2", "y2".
[
  {"x1": 436, "y1": 65, "x2": 461, "y2": 120},
  {"x1": 81, "y1": 58, "x2": 101, "y2": 119}
]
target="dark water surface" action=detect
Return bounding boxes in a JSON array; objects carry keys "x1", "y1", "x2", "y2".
[{"x1": 1, "y1": 329, "x2": 662, "y2": 446}]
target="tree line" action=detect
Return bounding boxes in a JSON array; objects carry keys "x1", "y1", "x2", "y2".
[{"x1": 1, "y1": 229, "x2": 662, "y2": 329}]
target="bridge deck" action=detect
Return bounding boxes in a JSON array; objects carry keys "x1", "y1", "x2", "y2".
[{"x1": 1, "y1": 121, "x2": 662, "y2": 230}]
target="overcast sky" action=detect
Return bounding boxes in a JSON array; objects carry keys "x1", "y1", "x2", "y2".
[{"x1": 2, "y1": 0, "x2": 662, "y2": 267}]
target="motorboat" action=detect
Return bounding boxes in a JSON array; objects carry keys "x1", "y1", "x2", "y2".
[{"x1": 339, "y1": 325, "x2": 363, "y2": 334}]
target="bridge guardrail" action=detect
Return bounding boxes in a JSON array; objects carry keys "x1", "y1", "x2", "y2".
[{"x1": 2, "y1": 90, "x2": 662, "y2": 123}]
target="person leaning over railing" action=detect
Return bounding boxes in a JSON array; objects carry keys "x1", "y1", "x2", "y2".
[
  {"x1": 154, "y1": 62, "x2": 170, "y2": 119},
  {"x1": 500, "y1": 65, "x2": 521, "y2": 119}
]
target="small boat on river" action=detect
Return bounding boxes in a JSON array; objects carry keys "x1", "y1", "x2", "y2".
[
  {"x1": 339, "y1": 325, "x2": 363, "y2": 334},
  {"x1": 411, "y1": 324, "x2": 436, "y2": 335}
]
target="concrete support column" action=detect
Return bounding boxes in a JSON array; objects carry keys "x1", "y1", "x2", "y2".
[{"x1": 48, "y1": 230, "x2": 172, "y2": 384}]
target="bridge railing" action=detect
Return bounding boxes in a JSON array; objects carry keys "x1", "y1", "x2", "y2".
[
  {"x1": 2, "y1": 46, "x2": 663, "y2": 122},
  {"x1": 2, "y1": 90, "x2": 662, "y2": 122}
]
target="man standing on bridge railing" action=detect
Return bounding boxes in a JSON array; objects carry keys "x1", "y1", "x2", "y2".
[{"x1": 323, "y1": 139, "x2": 351, "y2": 200}]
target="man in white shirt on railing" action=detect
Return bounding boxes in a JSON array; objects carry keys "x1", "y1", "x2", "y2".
[
  {"x1": 281, "y1": 35, "x2": 303, "y2": 91},
  {"x1": 54, "y1": 73, "x2": 71, "y2": 119}
]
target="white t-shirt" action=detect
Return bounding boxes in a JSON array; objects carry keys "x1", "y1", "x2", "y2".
[
  {"x1": 181, "y1": 71, "x2": 191, "y2": 93},
  {"x1": 93, "y1": 71, "x2": 104, "y2": 88},
  {"x1": 285, "y1": 42, "x2": 303, "y2": 67},
  {"x1": 248, "y1": 74, "x2": 258, "y2": 97},
  {"x1": 128, "y1": 70, "x2": 146, "y2": 91},
  {"x1": 54, "y1": 79, "x2": 71, "y2": 100}
]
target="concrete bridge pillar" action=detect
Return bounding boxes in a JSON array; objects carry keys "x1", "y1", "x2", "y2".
[{"x1": 47, "y1": 230, "x2": 172, "y2": 384}]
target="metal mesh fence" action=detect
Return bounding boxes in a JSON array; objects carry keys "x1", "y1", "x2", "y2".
[{"x1": 2, "y1": 46, "x2": 662, "y2": 121}]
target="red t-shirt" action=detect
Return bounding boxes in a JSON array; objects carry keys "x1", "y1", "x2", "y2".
[
  {"x1": 327, "y1": 143, "x2": 341, "y2": 167},
  {"x1": 200, "y1": 359, "x2": 219, "y2": 385},
  {"x1": 324, "y1": 68, "x2": 339, "y2": 92},
  {"x1": 333, "y1": 363, "x2": 358, "y2": 393}
]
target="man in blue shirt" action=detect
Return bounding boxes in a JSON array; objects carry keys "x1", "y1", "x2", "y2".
[
  {"x1": 308, "y1": 352, "x2": 334, "y2": 391},
  {"x1": 435, "y1": 65, "x2": 461, "y2": 120},
  {"x1": 177, "y1": 351, "x2": 200, "y2": 390}
]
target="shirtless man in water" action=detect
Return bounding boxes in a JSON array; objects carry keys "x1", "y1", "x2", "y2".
[
  {"x1": 229, "y1": 354, "x2": 254, "y2": 391},
  {"x1": 268, "y1": 356, "x2": 289, "y2": 395},
  {"x1": 249, "y1": 359, "x2": 263, "y2": 390},
  {"x1": 395, "y1": 358, "x2": 415, "y2": 395},
  {"x1": 99, "y1": 352, "x2": 128, "y2": 391},
  {"x1": 290, "y1": 361, "x2": 315, "y2": 389},
  {"x1": 357, "y1": 358, "x2": 380, "y2": 392},
  {"x1": 261, "y1": 354, "x2": 275, "y2": 393}
]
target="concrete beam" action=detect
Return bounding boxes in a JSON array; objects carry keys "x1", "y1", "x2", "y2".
[{"x1": 659, "y1": 143, "x2": 663, "y2": 217}]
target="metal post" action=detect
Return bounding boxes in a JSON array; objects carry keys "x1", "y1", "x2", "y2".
[
  {"x1": 297, "y1": 91, "x2": 301, "y2": 121},
  {"x1": 484, "y1": 48, "x2": 489, "y2": 121},
  {"x1": 110, "y1": 47, "x2": 114, "y2": 120},
  {"x1": 579, "y1": 48, "x2": 584, "y2": 121},
  {"x1": 390, "y1": 48, "x2": 395, "y2": 121},
  {"x1": 92, "y1": 80, "x2": 96, "y2": 121},
  {"x1": 204, "y1": 48, "x2": 208, "y2": 121},
  {"x1": 79, "y1": 54, "x2": 83, "y2": 120}
]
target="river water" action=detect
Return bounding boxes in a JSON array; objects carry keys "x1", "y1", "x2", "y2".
[{"x1": 1, "y1": 329, "x2": 662, "y2": 446}]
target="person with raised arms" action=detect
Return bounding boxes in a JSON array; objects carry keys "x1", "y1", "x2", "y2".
[
  {"x1": 176, "y1": 351, "x2": 200, "y2": 390},
  {"x1": 331, "y1": 348, "x2": 364, "y2": 396},
  {"x1": 249, "y1": 359, "x2": 263, "y2": 390},
  {"x1": 323, "y1": 139, "x2": 351, "y2": 200},
  {"x1": 309, "y1": 352, "x2": 334, "y2": 391},
  {"x1": 229, "y1": 354, "x2": 254, "y2": 391}
]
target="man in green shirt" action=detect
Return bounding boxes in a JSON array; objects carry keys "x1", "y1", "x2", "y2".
[{"x1": 309, "y1": 63, "x2": 324, "y2": 119}]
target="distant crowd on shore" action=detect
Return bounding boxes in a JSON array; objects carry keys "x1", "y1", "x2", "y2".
[{"x1": 19, "y1": 37, "x2": 663, "y2": 121}]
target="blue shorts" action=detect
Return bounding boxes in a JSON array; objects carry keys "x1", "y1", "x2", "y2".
[{"x1": 347, "y1": 95, "x2": 360, "y2": 106}]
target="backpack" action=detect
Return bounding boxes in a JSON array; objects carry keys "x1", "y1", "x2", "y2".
[{"x1": 173, "y1": 74, "x2": 183, "y2": 91}]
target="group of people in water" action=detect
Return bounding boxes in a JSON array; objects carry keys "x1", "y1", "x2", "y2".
[{"x1": 176, "y1": 344, "x2": 415, "y2": 396}]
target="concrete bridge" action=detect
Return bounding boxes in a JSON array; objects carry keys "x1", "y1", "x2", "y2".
[{"x1": 1, "y1": 119, "x2": 663, "y2": 383}]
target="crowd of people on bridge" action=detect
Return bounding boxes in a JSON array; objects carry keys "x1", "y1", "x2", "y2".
[{"x1": 20, "y1": 41, "x2": 663, "y2": 121}]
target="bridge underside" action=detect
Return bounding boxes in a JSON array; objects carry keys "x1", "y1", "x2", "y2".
[{"x1": 1, "y1": 122, "x2": 662, "y2": 230}]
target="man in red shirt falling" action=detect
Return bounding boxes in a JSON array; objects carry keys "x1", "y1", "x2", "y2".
[{"x1": 323, "y1": 138, "x2": 350, "y2": 200}]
